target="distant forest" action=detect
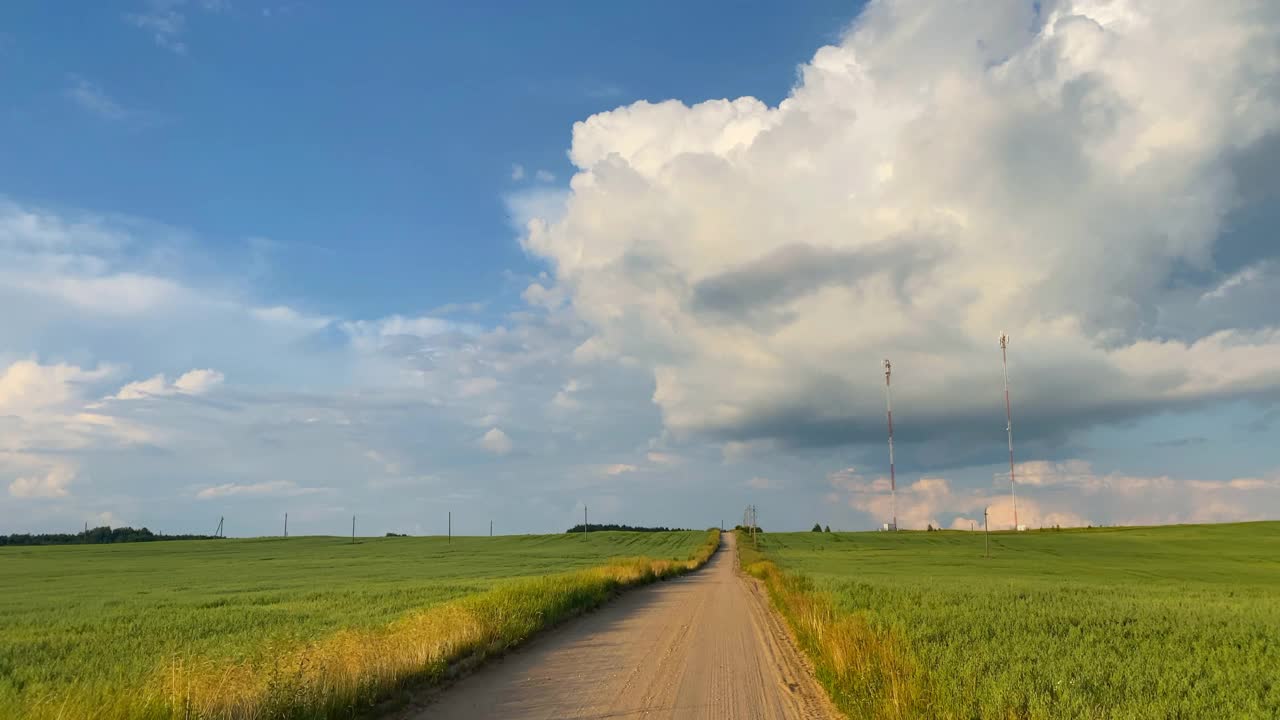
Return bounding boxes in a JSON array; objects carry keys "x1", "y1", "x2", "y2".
[
  {"x1": 565, "y1": 524, "x2": 690, "y2": 533},
  {"x1": 0, "y1": 526, "x2": 221, "y2": 546}
]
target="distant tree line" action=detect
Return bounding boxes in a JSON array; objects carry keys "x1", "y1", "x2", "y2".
[
  {"x1": 0, "y1": 526, "x2": 221, "y2": 546},
  {"x1": 565, "y1": 523, "x2": 690, "y2": 533}
]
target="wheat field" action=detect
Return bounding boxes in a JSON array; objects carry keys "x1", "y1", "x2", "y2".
[
  {"x1": 1, "y1": 530, "x2": 719, "y2": 719},
  {"x1": 741, "y1": 522, "x2": 1280, "y2": 719}
]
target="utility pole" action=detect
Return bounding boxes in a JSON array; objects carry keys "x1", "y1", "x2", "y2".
[
  {"x1": 984, "y1": 507, "x2": 990, "y2": 558},
  {"x1": 1000, "y1": 332, "x2": 1018, "y2": 531},
  {"x1": 883, "y1": 358, "x2": 897, "y2": 531}
]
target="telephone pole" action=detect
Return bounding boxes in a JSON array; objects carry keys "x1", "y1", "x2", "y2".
[
  {"x1": 883, "y1": 358, "x2": 897, "y2": 531},
  {"x1": 984, "y1": 507, "x2": 990, "y2": 558},
  {"x1": 1000, "y1": 332, "x2": 1018, "y2": 530}
]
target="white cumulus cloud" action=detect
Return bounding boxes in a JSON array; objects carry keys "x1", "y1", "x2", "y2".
[
  {"x1": 114, "y1": 368, "x2": 224, "y2": 400},
  {"x1": 8, "y1": 462, "x2": 76, "y2": 499},
  {"x1": 0, "y1": 360, "x2": 117, "y2": 416},
  {"x1": 829, "y1": 459, "x2": 1280, "y2": 530},
  {"x1": 479, "y1": 427, "x2": 513, "y2": 455},
  {"x1": 517, "y1": 0, "x2": 1280, "y2": 456}
]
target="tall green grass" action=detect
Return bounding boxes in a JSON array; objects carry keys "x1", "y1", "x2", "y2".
[
  {"x1": 1, "y1": 530, "x2": 719, "y2": 719},
  {"x1": 743, "y1": 523, "x2": 1280, "y2": 719}
]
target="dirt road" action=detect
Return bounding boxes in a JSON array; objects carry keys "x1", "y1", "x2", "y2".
[{"x1": 403, "y1": 532, "x2": 835, "y2": 720}]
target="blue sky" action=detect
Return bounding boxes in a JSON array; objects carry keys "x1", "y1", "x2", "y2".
[
  {"x1": 2, "y1": 0, "x2": 1279, "y2": 536},
  {"x1": 1, "y1": 1, "x2": 856, "y2": 321}
]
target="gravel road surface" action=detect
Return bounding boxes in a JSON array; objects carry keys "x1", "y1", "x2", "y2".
[{"x1": 400, "y1": 531, "x2": 836, "y2": 719}]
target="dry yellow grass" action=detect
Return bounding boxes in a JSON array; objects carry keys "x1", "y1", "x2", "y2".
[{"x1": 739, "y1": 535, "x2": 924, "y2": 719}]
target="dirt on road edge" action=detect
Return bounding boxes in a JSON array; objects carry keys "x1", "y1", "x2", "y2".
[{"x1": 736, "y1": 551, "x2": 843, "y2": 719}]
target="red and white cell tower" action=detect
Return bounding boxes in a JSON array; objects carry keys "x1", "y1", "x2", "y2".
[
  {"x1": 883, "y1": 358, "x2": 897, "y2": 532},
  {"x1": 999, "y1": 332, "x2": 1018, "y2": 530}
]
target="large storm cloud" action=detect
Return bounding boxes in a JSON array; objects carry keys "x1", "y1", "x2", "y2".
[{"x1": 521, "y1": 0, "x2": 1280, "y2": 451}]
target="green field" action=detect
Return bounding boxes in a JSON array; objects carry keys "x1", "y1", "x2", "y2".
[
  {"x1": 745, "y1": 522, "x2": 1280, "y2": 719},
  {"x1": 0, "y1": 531, "x2": 715, "y2": 719}
]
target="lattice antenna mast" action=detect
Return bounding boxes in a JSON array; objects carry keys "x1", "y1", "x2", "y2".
[
  {"x1": 883, "y1": 358, "x2": 897, "y2": 532},
  {"x1": 1000, "y1": 332, "x2": 1018, "y2": 530}
]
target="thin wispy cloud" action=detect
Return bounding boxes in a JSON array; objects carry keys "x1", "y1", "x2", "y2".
[
  {"x1": 64, "y1": 76, "x2": 132, "y2": 122},
  {"x1": 126, "y1": 0, "x2": 227, "y2": 54},
  {"x1": 196, "y1": 479, "x2": 331, "y2": 500},
  {"x1": 585, "y1": 83, "x2": 624, "y2": 99},
  {"x1": 127, "y1": 1, "x2": 188, "y2": 53}
]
